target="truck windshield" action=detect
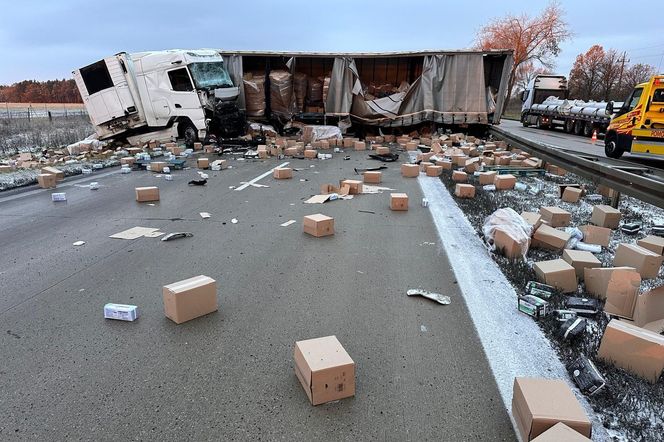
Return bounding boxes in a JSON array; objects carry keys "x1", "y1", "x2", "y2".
[{"x1": 188, "y1": 62, "x2": 234, "y2": 89}]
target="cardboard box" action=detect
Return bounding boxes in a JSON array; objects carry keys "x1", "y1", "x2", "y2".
[
  {"x1": 401, "y1": 164, "x2": 419, "y2": 177},
  {"x1": 150, "y1": 161, "x2": 166, "y2": 173},
  {"x1": 171, "y1": 146, "x2": 183, "y2": 156},
  {"x1": 405, "y1": 141, "x2": 418, "y2": 151},
  {"x1": 104, "y1": 303, "x2": 139, "y2": 321},
  {"x1": 629, "y1": 286, "x2": 664, "y2": 333},
  {"x1": 120, "y1": 157, "x2": 136, "y2": 166},
  {"x1": 390, "y1": 193, "x2": 408, "y2": 211},
  {"x1": 512, "y1": 377, "x2": 592, "y2": 441},
  {"x1": 546, "y1": 164, "x2": 567, "y2": 176},
  {"x1": 273, "y1": 167, "x2": 293, "y2": 179},
  {"x1": 579, "y1": 225, "x2": 611, "y2": 247},
  {"x1": 342, "y1": 138, "x2": 355, "y2": 148},
  {"x1": 454, "y1": 184, "x2": 475, "y2": 199},
  {"x1": 494, "y1": 227, "x2": 526, "y2": 259},
  {"x1": 539, "y1": 206, "x2": 571, "y2": 228},
  {"x1": 363, "y1": 171, "x2": 382, "y2": 184},
  {"x1": 353, "y1": 141, "x2": 366, "y2": 151},
  {"x1": 613, "y1": 243, "x2": 664, "y2": 279},
  {"x1": 597, "y1": 184, "x2": 618, "y2": 198},
  {"x1": 258, "y1": 149, "x2": 269, "y2": 159},
  {"x1": 562, "y1": 249, "x2": 601, "y2": 280},
  {"x1": 452, "y1": 171, "x2": 467, "y2": 182},
  {"x1": 521, "y1": 212, "x2": 543, "y2": 230},
  {"x1": 638, "y1": 235, "x2": 664, "y2": 255},
  {"x1": 339, "y1": 179, "x2": 363, "y2": 195},
  {"x1": 419, "y1": 161, "x2": 433, "y2": 172},
  {"x1": 452, "y1": 154, "x2": 468, "y2": 166},
  {"x1": 193, "y1": 142, "x2": 203, "y2": 150},
  {"x1": 284, "y1": 147, "x2": 299, "y2": 156},
  {"x1": 375, "y1": 146, "x2": 390, "y2": 155},
  {"x1": 584, "y1": 267, "x2": 640, "y2": 318},
  {"x1": 162, "y1": 275, "x2": 218, "y2": 324},
  {"x1": 303, "y1": 213, "x2": 334, "y2": 237},
  {"x1": 320, "y1": 184, "x2": 339, "y2": 195},
  {"x1": 532, "y1": 225, "x2": 571, "y2": 250},
  {"x1": 562, "y1": 186, "x2": 583, "y2": 203},
  {"x1": 494, "y1": 174, "x2": 516, "y2": 190},
  {"x1": 41, "y1": 166, "x2": 64, "y2": 181},
  {"x1": 135, "y1": 186, "x2": 160, "y2": 202},
  {"x1": 294, "y1": 335, "x2": 355, "y2": 405},
  {"x1": 37, "y1": 173, "x2": 57, "y2": 189},
  {"x1": 425, "y1": 165, "x2": 443, "y2": 177},
  {"x1": 590, "y1": 205, "x2": 621, "y2": 229},
  {"x1": 598, "y1": 319, "x2": 664, "y2": 383},
  {"x1": 197, "y1": 158, "x2": 209, "y2": 169},
  {"x1": 439, "y1": 161, "x2": 453, "y2": 170},
  {"x1": 531, "y1": 423, "x2": 591, "y2": 442},
  {"x1": 533, "y1": 259, "x2": 577, "y2": 293},
  {"x1": 479, "y1": 171, "x2": 497, "y2": 185},
  {"x1": 304, "y1": 149, "x2": 317, "y2": 159}
]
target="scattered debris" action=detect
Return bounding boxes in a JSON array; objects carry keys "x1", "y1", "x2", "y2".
[
  {"x1": 72, "y1": 241, "x2": 86, "y2": 246},
  {"x1": 231, "y1": 218, "x2": 238, "y2": 224},
  {"x1": 188, "y1": 179, "x2": 207, "y2": 186},
  {"x1": 406, "y1": 289, "x2": 451, "y2": 305},
  {"x1": 51, "y1": 192, "x2": 66, "y2": 202},
  {"x1": 368, "y1": 153, "x2": 399, "y2": 162},
  {"x1": 358, "y1": 210, "x2": 375, "y2": 214},
  {"x1": 109, "y1": 227, "x2": 160, "y2": 240},
  {"x1": 361, "y1": 185, "x2": 394, "y2": 194},
  {"x1": 569, "y1": 356, "x2": 606, "y2": 396},
  {"x1": 200, "y1": 212, "x2": 211, "y2": 219},
  {"x1": 354, "y1": 166, "x2": 387, "y2": 174},
  {"x1": 161, "y1": 232, "x2": 193, "y2": 241},
  {"x1": 304, "y1": 194, "x2": 332, "y2": 204},
  {"x1": 103, "y1": 303, "x2": 139, "y2": 321},
  {"x1": 280, "y1": 220, "x2": 296, "y2": 227}
]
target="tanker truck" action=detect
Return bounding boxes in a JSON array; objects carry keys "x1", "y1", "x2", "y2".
[{"x1": 519, "y1": 74, "x2": 621, "y2": 137}]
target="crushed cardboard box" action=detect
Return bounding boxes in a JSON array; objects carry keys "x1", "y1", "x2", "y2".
[
  {"x1": 584, "y1": 267, "x2": 640, "y2": 319},
  {"x1": 613, "y1": 243, "x2": 664, "y2": 279}
]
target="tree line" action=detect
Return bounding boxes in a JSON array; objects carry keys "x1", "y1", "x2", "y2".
[{"x1": 0, "y1": 79, "x2": 82, "y2": 103}]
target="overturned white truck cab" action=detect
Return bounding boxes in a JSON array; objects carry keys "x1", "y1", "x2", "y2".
[
  {"x1": 73, "y1": 49, "x2": 244, "y2": 145},
  {"x1": 74, "y1": 49, "x2": 513, "y2": 145}
]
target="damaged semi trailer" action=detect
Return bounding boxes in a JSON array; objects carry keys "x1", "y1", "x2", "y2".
[{"x1": 73, "y1": 49, "x2": 513, "y2": 144}]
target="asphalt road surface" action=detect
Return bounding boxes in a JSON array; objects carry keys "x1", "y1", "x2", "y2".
[
  {"x1": 0, "y1": 152, "x2": 515, "y2": 440},
  {"x1": 499, "y1": 119, "x2": 664, "y2": 169}
]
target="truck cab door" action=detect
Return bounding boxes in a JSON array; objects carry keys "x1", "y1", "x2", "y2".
[
  {"x1": 145, "y1": 66, "x2": 204, "y2": 127},
  {"x1": 608, "y1": 87, "x2": 644, "y2": 135}
]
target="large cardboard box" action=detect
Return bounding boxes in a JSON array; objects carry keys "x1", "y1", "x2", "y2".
[
  {"x1": 521, "y1": 212, "x2": 543, "y2": 230},
  {"x1": 363, "y1": 171, "x2": 382, "y2": 184},
  {"x1": 452, "y1": 171, "x2": 467, "y2": 182},
  {"x1": 629, "y1": 286, "x2": 664, "y2": 333},
  {"x1": 454, "y1": 184, "x2": 475, "y2": 199},
  {"x1": 590, "y1": 205, "x2": 621, "y2": 229},
  {"x1": 150, "y1": 161, "x2": 166, "y2": 173},
  {"x1": 340, "y1": 179, "x2": 363, "y2": 195},
  {"x1": 532, "y1": 225, "x2": 571, "y2": 250},
  {"x1": 562, "y1": 186, "x2": 583, "y2": 203},
  {"x1": 533, "y1": 259, "x2": 577, "y2": 293},
  {"x1": 638, "y1": 235, "x2": 664, "y2": 255},
  {"x1": 598, "y1": 319, "x2": 664, "y2": 383},
  {"x1": 419, "y1": 161, "x2": 433, "y2": 172},
  {"x1": 303, "y1": 214, "x2": 334, "y2": 237},
  {"x1": 539, "y1": 206, "x2": 571, "y2": 228},
  {"x1": 512, "y1": 377, "x2": 592, "y2": 441},
  {"x1": 304, "y1": 149, "x2": 317, "y2": 159},
  {"x1": 531, "y1": 423, "x2": 591, "y2": 441},
  {"x1": 294, "y1": 335, "x2": 355, "y2": 405},
  {"x1": 342, "y1": 138, "x2": 355, "y2": 148},
  {"x1": 375, "y1": 146, "x2": 390, "y2": 155},
  {"x1": 120, "y1": 157, "x2": 136, "y2": 166},
  {"x1": 405, "y1": 141, "x2": 418, "y2": 151},
  {"x1": 353, "y1": 141, "x2": 366, "y2": 151},
  {"x1": 425, "y1": 165, "x2": 443, "y2": 177},
  {"x1": 584, "y1": 267, "x2": 640, "y2": 318},
  {"x1": 401, "y1": 164, "x2": 419, "y2": 177},
  {"x1": 494, "y1": 227, "x2": 527, "y2": 259},
  {"x1": 135, "y1": 186, "x2": 160, "y2": 202},
  {"x1": 162, "y1": 275, "x2": 218, "y2": 324},
  {"x1": 613, "y1": 243, "x2": 664, "y2": 279},
  {"x1": 562, "y1": 249, "x2": 601, "y2": 280},
  {"x1": 479, "y1": 171, "x2": 497, "y2": 185},
  {"x1": 197, "y1": 158, "x2": 210, "y2": 169},
  {"x1": 579, "y1": 225, "x2": 611, "y2": 247},
  {"x1": 273, "y1": 167, "x2": 293, "y2": 179},
  {"x1": 494, "y1": 174, "x2": 516, "y2": 190},
  {"x1": 37, "y1": 173, "x2": 57, "y2": 189},
  {"x1": 390, "y1": 193, "x2": 408, "y2": 211},
  {"x1": 41, "y1": 166, "x2": 64, "y2": 181}
]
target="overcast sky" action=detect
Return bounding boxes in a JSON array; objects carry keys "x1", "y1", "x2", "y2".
[{"x1": 1, "y1": 0, "x2": 662, "y2": 84}]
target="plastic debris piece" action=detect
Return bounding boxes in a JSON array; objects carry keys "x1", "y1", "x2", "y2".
[
  {"x1": 82, "y1": 168, "x2": 92, "y2": 174},
  {"x1": 407, "y1": 289, "x2": 451, "y2": 305},
  {"x1": 110, "y1": 227, "x2": 160, "y2": 240},
  {"x1": 574, "y1": 241, "x2": 602, "y2": 253},
  {"x1": 143, "y1": 231, "x2": 164, "y2": 238},
  {"x1": 569, "y1": 356, "x2": 606, "y2": 396},
  {"x1": 89, "y1": 182, "x2": 99, "y2": 190},
  {"x1": 188, "y1": 179, "x2": 207, "y2": 186},
  {"x1": 200, "y1": 212, "x2": 211, "y2": 219},
  {"x1": 482, "y1": 208, "x2": 532, "y2": 258},
  {"x1": 557, "y1": 317, "x2": 587, "y2": 340},
  {"x1": 51, "y1": 193, "x2": 67, "y2": 202},
  {"x1": 422, "y1": 198, "x2": 429, "y2": 207},
  {"x1": 72, "y1": 241, "x2": 86, "y2": 246},
  {"x1": 231, "y1": 218, "x2": 238, "y2": 224},
  {"x1": 280, "y1": 219, "x2": 296, "y2": 227},
  {"x1": 161, "y1": 232, "x2": 193, "y2": 241}
]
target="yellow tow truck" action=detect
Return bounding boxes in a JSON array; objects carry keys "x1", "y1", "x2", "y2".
[{"x1": 605, "y1": 75, "x2": 664, "y2": 158}]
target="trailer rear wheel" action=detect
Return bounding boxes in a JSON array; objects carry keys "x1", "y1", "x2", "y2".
[
  {"x1": 573, "y1": 120, "x2": 584, "y2": 135},
  {"x1": 583, "y1": 122, "x2": 593, "y2": 137},
  {"x1": 604, "y1": 132, "x2": 624, "y2": 158},
  {"x1": 564, "y1": 119, "x2": 574, "y2": 133},
  {"x1": 536, "y1": 117, "x2": 545, "y2": 129}
]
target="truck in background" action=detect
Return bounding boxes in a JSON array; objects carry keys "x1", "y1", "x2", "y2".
[
  {"x1": 604, "y1": 75, "x2": 664, "y2": 158},
  {"x1": 73, "y1": 49, "x2": 245, "y2": 146},
  {"x1": 519, "y1": 74, "x2": 619, "y2": 137}
]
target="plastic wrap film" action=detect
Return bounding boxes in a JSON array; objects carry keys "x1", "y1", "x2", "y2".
[
  {"x1": 293, "y1": 72, "x2": 308, "y2": 112},
  {"x1": 482, "y1": 208, "x2": 533, "y2": 258},
  {"x1": 269, "y1": 70, "x2": 296, "y2": 118},
  {"x1": 308, "y1": 78, "x2": 323, "y2": 103},
  {"x1": 243, "y1": 73, "x2": 266, "y2": 117}
]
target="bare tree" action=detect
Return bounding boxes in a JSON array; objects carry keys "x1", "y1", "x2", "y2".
[
  {"x1": 568, "y1": 45, "x2": 605, "y2": 100},
  {"x1": 599, "y1": 49, "x2": 621, "y2": 101},
  {"x1": 476, "y1": 1, "x2": 571, "y2": 112}
]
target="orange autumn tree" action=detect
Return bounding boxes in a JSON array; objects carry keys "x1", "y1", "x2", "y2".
[{"x1": 476, "y1": 1, "x2": 571, "y2": 113}]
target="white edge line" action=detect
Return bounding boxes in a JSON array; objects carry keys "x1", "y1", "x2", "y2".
[{"x1": 235, "y1": 162, "x2": 290, "y2": 191}]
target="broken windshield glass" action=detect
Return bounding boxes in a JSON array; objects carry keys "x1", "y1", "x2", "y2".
[{"x1": 189, "y1": 62, "x2": 234, "y2": 89}]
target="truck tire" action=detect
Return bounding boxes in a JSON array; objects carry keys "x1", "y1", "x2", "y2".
[
  {"x1": 583, "y1": 122, "x2": 593, "y2": 137},
  {"x1": 521, "y1": 114, "x2": 530, "y2": 127},
  {"x1": 574, "y1": 120, "x2": 584, "y2": 136},
  {"x1": 179, "y1": 121, "x2": 198, "y2": 148},
  {"x1": 536, "y1": 117, "x2": 545, "y2": 129},
  {"x1": 604, "y1": 132, "x2": 624, "y2": 159},
  {"x1": 564, "y1": 119, "x2": 574, "y2": 133}
]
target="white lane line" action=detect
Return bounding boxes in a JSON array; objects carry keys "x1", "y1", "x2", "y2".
[
  {"x1": 234, "y1": 162, "x2": 289, "y2": 191},
  {"x1": 415, "y1": 168, "x2": 609, "y2": 441}
]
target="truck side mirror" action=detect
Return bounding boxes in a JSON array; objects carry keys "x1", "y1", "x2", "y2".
[
  {"x1": 519, "y1": 90, "x2": 526, "y2": 102},
  {"x1": 606, "y1": 101, "x2": 614, "y2": 114}
]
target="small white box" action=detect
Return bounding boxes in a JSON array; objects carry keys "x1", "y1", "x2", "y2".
[
  {"x1": 51, "y1": 193, "x2": 67, "y2": 201},
  {"x1": 93, "y1": 163, "x2": 103, "y2": 169},
  {"x1": 104, "y1": 303, "x2": 139, "y2": 321},
  {"x1": 164, "y1": 175, "x2": 173, "y2": 181},
  {"x1": 81, "y1": 168, "x2": 92, "y2": 174}
]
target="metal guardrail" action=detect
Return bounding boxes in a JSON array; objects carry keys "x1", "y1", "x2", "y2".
[{"x1": 489, "y1": 126, "x2": 664, "y2": 209}]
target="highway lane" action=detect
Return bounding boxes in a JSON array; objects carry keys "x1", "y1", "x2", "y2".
[{"x1": 0, "y1": 152, "x2": 514, "y2": 440}]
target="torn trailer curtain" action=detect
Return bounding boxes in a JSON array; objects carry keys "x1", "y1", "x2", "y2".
[
  {"x1": 342, "y1": 54, "x2": 489, "y2": 126},
  {"x1": 221, "y1": 54, "x2": 245, "y2": 110}
]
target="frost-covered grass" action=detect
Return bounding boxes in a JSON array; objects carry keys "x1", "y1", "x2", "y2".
[
  {"x1": 439, "y1": 168, "x2": 664, "y2": 441},
  {"x1": 0, "y1": 115, "x2": 93, "y2": 156}
]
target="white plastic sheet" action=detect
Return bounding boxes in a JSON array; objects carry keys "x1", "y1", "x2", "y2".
[{"x1": 482, "y1": 208, "x2": 533, "y2": 258}]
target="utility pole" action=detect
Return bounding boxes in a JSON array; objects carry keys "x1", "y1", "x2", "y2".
[{"x1": 617, "y1": 51, "x2": 629, "y2": 97}]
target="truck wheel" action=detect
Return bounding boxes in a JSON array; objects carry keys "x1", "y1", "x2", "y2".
[
  {"x1": 574, "y1": 120, "x2": 584, "y2": 136},
  {"x1": 583, "y1": 123, "x2": 593, "y2": 137},
  {"x1": 564, "y1": 120, "x2": 574, "y2": 133},
  {"x1": 536, "y1": 117, "x2": 544, "y2": 129},
  {"x1": 521, "y1": 115, "x2": 530, "y2": 127},
  {"x1": 180, "y1": 121, "x2": 198, "y2": 148},
  {"x1": 604, "y1": 133, "x2": 624, "y2": 159}
]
